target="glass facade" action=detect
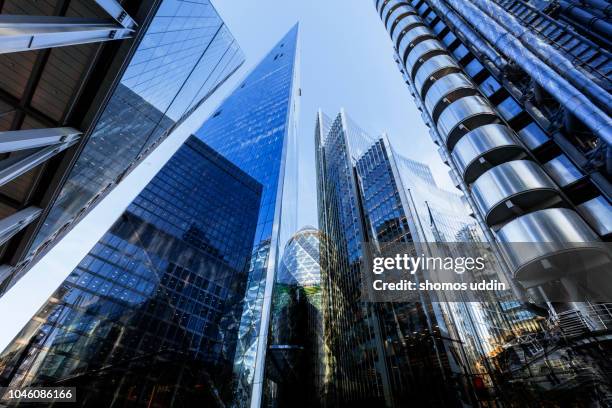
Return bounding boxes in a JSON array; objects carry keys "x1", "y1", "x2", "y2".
[
  {"x1": 316, "y1": 111, "x2": 395, "y2": 406},
  {"x1": 357, "y1": 140, "x2": 466, "y2": 408},
  {"x1": 21, "y1": 0, "x2": 245, "y2": 288},
  {"x1": 0, "y1": 135, "x2": 262, "y2": 406},
  {"x1": 194, "y1": 25, "x2": 300, "y2": 407},
  {"x1": 380, "y1": 140, "x2": 545, "y2": 404},
  {"x1": 316, "y1": 110, "x2": 543, "y2": 407}
]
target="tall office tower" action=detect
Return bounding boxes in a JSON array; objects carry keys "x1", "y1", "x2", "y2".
[
  {"x1": 315, "y1": 109, "x2": 524, "y2": 407},
  {"x1": 0, "y1": 0, "x2": 244, "y2": 296},
  {"x1": 386, "y1": 142, "x2": 547, "y2": 403},
  {"x1": 374, "y1": 0, "x2": 612, "y2": 404},
  {"x1": 0, "y1": 135, "x2": 262, "y2": 406},
  {"x1": 194, "y1": 25, "x2": 300, "y2": 408},
  {"x1": 265, "y1": 226, "x2": 324, "y2": 408},
  {"x1": 316, "y1": 111, "x2": 388, "y2": 406}
]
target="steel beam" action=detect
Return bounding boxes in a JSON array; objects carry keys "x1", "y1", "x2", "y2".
[
  {"x1": 0, "y1": 206, "x2": 42, "y2": 246},
  {"x1": 0, "y1": 265, "x2": 10, "y2": 285},
  {"x1": 0, "y1": 88, "x2": 56, "y2": 128},
  {"x1": 0, "y1": 15, "x2": 133, "y2": 54},
  {"x1": 0, "y1": 135, "x2": 79, "y2": 187},
  {"x1": 0, "y1": 127, "x2": 81, "y2": 154},
  {"x1": 94, "y1": 0, "x2": 137, "y2": 29}
]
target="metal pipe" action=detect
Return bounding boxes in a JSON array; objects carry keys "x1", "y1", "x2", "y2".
[
  {"x1": 0, "y1": 15, "x2": 133, "y2": 54},
  {"x1": 529, "y1": 0, "x2": 612, "y2": 52},
  {"x1": 559, "y1": 0, "x2": 612, "y2": 38},
  {"x1": 581, "y1": 0, "x2": 612, "y2": 16},
  {"x1": 426, "y1": 0, "x2": 507, "y2": 69},
  {"x1": 93, "y1": 0, "x2": 137, "y2": 29},
  {"x1": 468, "y1": 0, "x2": 612, "y2": 116},
  {"x1": 0, "y1": 207, "x2": 42, "y2": 247},
  {"x1": 0, "y1": 127, "x2": 81, "y2": 154},
  {"x1": 445, "y1": 0, "x2": 612, "y2": 146}
]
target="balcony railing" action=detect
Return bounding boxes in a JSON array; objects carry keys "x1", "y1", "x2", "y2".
[{"x1": 549, "y1": 303, "x2": 612, "y2": 338}]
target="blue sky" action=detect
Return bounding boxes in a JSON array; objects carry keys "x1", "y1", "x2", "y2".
[{"x1": 0, "y1": 0, "x2": 452, "y2": 349}]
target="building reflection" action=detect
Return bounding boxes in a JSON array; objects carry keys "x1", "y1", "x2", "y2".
[
  {"x1": 265, "y1": 227, "x2": 325, "y2": 407},
  {"x1": 0, "y1": 136, "x2": 262, "y2": 407},
  {"x1": 194, "y1": 25, "x2": 301, "y2": 407},
  {"x1": 1, "y1": 0, "x2": 245, "y2": 296},
  {"x1": 315, "y1": 110, "x2": 550, "y2": 407}
]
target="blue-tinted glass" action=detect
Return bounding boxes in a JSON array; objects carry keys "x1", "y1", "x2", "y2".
[
  {"x1": 451, "y1": 44, "x2": 469, "y2": 61},
  {"x1": 316, "y1": 114, "x2": 387, "y2": 403},
  {"x1": 267, "y1": 227, "x2": 323, "y2": 405},
  {"x1": 465, "y1": 58, "x2": 485, "y2": 77},
  {"x1": 496, "y1": 96, "x2": 523, "y2": 121},
  {"x1": 432, "y1": 20, "x2": 447, "y2": 36},
  {"x1": 518, "y1": 122, "x2": 549, "y2": 149},
  {"x1": 0, "y1": 136, "x2": 261, "y2": 405},
  {"x1": 357, "y1": 141, "x2": 412, "y2": 243},
  {"x1": 30, "y1": 0, "x2": 244, "y2": 257},
  {"x1": 194, "y1": 25, "x2": 299, "y2": 406},
  {"x1": 479, "y1": 75, "x2": 502, "y2": 97},
  {"x1": 316, "y1": 114, "x2": 521, "y2": 406},
  {"x1": 442, "y1": 31, "x2": 457, "y2": 47}
]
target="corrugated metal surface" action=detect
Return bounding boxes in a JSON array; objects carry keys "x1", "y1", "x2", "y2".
[
  {"x1": 0, "y1": 52, "x2": 39, "y2": 99},
  {"x1": 30, "y1": 44, "x2": 98, "y2": 121},
  {"x1": 0, "y1": 166, "x2": 41, "y2": 203},
  {"x1": 1, "y1": 0, "x2": 59, "y2": 15},
  {"x1": 0, "y1": 202, "x2": 16, "y2": 220},
  {"x1": 0, "y1": 111, "x2": 15, "y2": 132}
]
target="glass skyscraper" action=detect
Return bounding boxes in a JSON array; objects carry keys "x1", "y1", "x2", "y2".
[
  {"x1": 317, "y1": 110, "x2": 449, "y2": 407},
  {"x1": 0, "y1": 0, "x2": 245, "y2": 297},
  {"x1": 194, "y1": 25, "x2": 300, "y2": 408},
  {"x1": 316, "y1": 110, "x2": 389, "y2": 406},
  {"x1": 316, "y1": 109, "x2": 546, "y2": 407},
  {"x1": 0, "y1": 135, "x2": 262, "y2": 407}
]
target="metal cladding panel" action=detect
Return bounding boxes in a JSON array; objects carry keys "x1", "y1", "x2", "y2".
[
  {"x1": 405, "y1": 38, "x2": 447, "y2": 77},
  {"x1": 386, "y1": 4, "x2": 414, "y2": 32},
  {"x1": 436, "y1": 95, "x2": 497, "y2": 150},
  {"x1": 471, "y1": 160, "x2": 562, "y2": 226},
  {"x1": 543, "y1": 155, "x2": 585, "y2": 187},
  {"x1": 414, "y1": 53, "x2": 460, "y2": 97},
  {"x1": 452, "y1": 123, "x2": 525, "y2": 183},
  {"x1": 424, "y1": 72, "x2": 476, "y2": 122},
  {"x1": 496, "y1": 208, "x2": 604, "y2": 283},
  {"x1": 578, "y1": 197, "x2": 612, "y2": 237},
  {"x1": 397, "y1": 25, "x2": 435, "y2": 62},
  {"x1": 390, "y1": 14, "x2": 423, "y2": 43}
]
